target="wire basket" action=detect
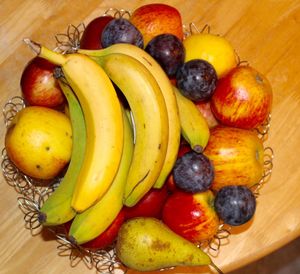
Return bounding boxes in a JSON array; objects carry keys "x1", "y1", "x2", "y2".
[{"x1": 2, "y1": 8, "x2": 274, "y2": 274}]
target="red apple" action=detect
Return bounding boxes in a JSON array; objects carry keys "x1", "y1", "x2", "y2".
[
  {"x1": 130, "y1": 3, "x2": 183, "y2": 47},
  {"x1": 20, "y1": 57, "x2": 65, "y2": 108},
  {"x1": 64, "y1": 210, "x2": 125, "y2": 250},
  {"x1": 124, "y1": 184, "x2": 169, "y2": 220},
  {"x1": 195, "y1": 100, "x2": 219, "y2": 128},
  {"x1": 203, "y1": 125, "x2": 264, "y2": 191},
  {"x1": 165, "y1": 174, "x2": 177, "y2": 193},
  {"x1": 211, "y1": 65, "x2": 272, "y2": 129},
  {"x1": 80, "y1": 15, "x2": 114, "y2": 49},
  {"x1": 162, "y1": 190, "x2": 219, "y2": 243}
]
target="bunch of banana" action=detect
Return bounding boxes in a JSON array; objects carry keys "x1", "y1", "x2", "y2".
[
  {"x1": 25, "y1": 39, "x2": 210, "y2": 243},
  {"x1": 95, "y1": 53, "x2": 169, "y2": 207},
  {"x1": 25, "y1": 39, "x2": 124, "y2": 213},
  {"x1": 79, "y1": 44, "x2": 181, "y2": 189},
  {"x1": 79, "y1": 44, "x2": 210, "y2": 177}
]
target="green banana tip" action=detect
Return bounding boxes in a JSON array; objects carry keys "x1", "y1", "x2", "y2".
[
  {"x1": 37, "y1": 211, "x2": 47, "y2": 224},
  {"x1": 68, "y1": 235, "x2": 78, "y2": 246},
  {"x1": 23, "y1": 38, "x2": 41, "y2": 56},
  {"x1": 193, "y1": 145, "x2": 203, "y2": 153}
]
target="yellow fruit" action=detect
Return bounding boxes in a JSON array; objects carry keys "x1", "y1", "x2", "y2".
[
  {"x1": 183, "y1": 33, "x2": 238, "y2": 78},
  {"x1": 5, "y1": 106, "x2": 72, "y2": 180}
]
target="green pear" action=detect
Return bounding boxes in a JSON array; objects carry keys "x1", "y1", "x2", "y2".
[{"x1": 116, "y1": 217, "x2": 212, "y2": 271}]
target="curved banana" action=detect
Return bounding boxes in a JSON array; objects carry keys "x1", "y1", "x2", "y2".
[
  {"x1": 79, "y1": 44, "x2": 181, "y2": 189},
  {"x1": 173, "y1": 86, "x2": 210, "y2": 153},
  {"x1": 95, "y1": 53, "x2": 169, "y2": 207},
  {"x1": 24, "y1": 39, "x2": 124, "y2": 212},
  {"x1": 38, "y1": 80, "x2": 86, "y2": 226},
  {"x1": 69, "y1": 107, "x2": 134, "y2": 244}
]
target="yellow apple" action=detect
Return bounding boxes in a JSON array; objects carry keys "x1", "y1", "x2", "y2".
[
  {"x1": 5, "y1": 106, "x2": 72, "y2": 180},
  {"x1": 183, "y1": 33, "x2": 238, "y2": 78}
]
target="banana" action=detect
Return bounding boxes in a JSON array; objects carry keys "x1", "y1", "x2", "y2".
[
  {"x1": 69, "y1": 106, "x2": 134, "y2": 244},
  {"x1": 24, "y1": 39, "x2": 124, "y2": 212},
  {"x1": 173, "y1": 86, "x2": 210, "y2": 153},
  {"x1": 95, "y1": 53, "x2": 169, "y2": 207},
  {"x1": 79, "y1": 44, "x2": 181, "y2": 189},
  {"x1": 38, "y1": 80, "x2": 86, "y2": 226}
]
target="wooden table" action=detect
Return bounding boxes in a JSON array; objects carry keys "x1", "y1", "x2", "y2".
[{"x1": 1, "y1": 0, "x2": 300, "y2": 273}]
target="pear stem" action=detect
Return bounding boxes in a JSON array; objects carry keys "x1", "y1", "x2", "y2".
[
  {"x1": 23, "y1": 38, "x2": 66, "y2": 66},
  {"x1": 210, "y1": 261, "x2": 224, "y2": 274}
]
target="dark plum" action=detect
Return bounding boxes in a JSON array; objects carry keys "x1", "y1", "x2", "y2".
[
  {"x1": 173, "y1": 151, "x2": 214, "y2": 193},
  {"x1": 145, "y1": 34, "x2": 185, "y2": 77},
  {"x1": 101, "y1": 18, "x2": 144, "y2": 48},
  {"x1": 214, "y1": 185, "x2": 256, "y2": 226},
  {"x1": 176, "y1": 59, "x2": 217, "y2": 102}
]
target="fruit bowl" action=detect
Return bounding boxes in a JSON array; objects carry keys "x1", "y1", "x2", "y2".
[{"x1": 2, "y1": 2, "x2": 298, "y2": 274}]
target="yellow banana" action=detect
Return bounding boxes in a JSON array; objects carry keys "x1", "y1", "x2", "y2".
[
  {"x1": 69, "y1": 106, "x2": 134, "y2": 244},
  {"x1": 24, "y1": 39, "x2": 123, "y2": 212},
  {"x1": 173, "y1": 86, "x2": 210, "y2": 152},
  {"x1": 38, "y1": 80, "x2": 86, "y2": 226},
  {"x1": 79, "y1": 44, "x2": 181, "y2": 189},
  {"x1": 95, "y1": 53, "x2": 169, "y2": 207}
]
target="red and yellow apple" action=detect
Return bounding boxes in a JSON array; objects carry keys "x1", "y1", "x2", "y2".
[
  {"x1": 211, "y1": 65, "x2": 272, "y2": 129},
  {"x1": 130, "y1": 3, "x2": 184, "y2": 47},
  {"x1": 195, "y1": 100, "x2": 219, "y2": 128},
  {"x1": 203, "y1": 125, "x2": 264, "y2": 191},
  {"x1": 124, "y1": 184, "x2": 169, "y2": 220},
  {"x1": 162, "y1": 190, "x2": 219, "y2": 243},
  {"x1": 80, "y1": 15, "x2": 114, "y2": 49},
  {"x1": 20, "y1": 57, "x2": 65, "y2": 108}
]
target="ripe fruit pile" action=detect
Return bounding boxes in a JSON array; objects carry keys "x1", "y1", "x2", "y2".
[{"x1": 4, "y1": 3, "x2": 273, "y2": 273}]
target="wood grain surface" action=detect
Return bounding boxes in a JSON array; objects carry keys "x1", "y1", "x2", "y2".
[{"x1": 1, "y1": 0, "x2": 300, "y2": 273}]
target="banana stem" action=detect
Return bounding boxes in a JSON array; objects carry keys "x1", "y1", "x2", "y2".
[{"x1": 23, "y1": 38, "x2": 66, "y2": 65}]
